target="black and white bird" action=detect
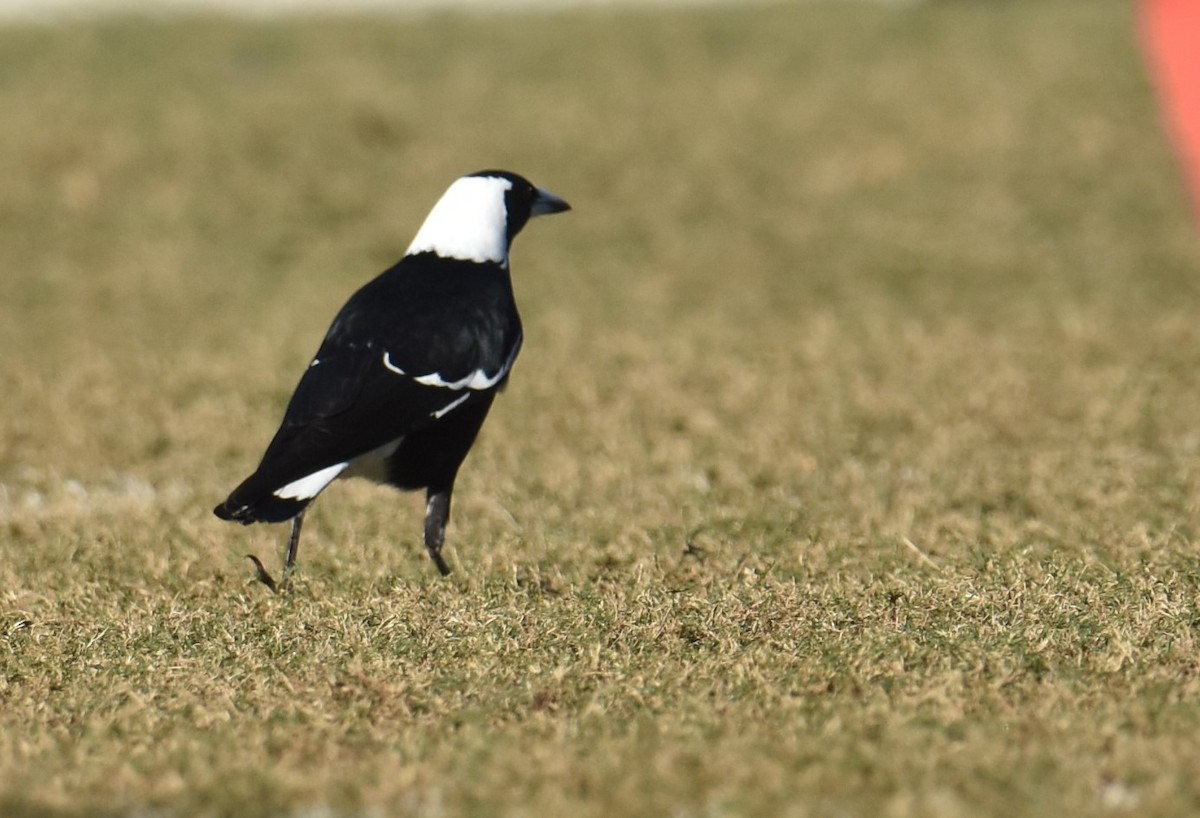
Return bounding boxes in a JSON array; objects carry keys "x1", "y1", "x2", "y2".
[{"x1": 214, "y1": 170, "x2": 570, "y2": 582}]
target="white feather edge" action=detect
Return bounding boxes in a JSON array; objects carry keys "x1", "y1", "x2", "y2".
[
  {"x1": 431, "y1": 393, "x2": 470, "y2": 419},
  {"x1": 382, "y1": 340, "x2": 520, "y2": 392}
]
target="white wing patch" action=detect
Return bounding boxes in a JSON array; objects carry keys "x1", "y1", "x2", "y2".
[
  {"x1": 273, "y1": 462, "x2": 349, "y2": 501},
  {"x1": 342, "y1": 437, "x2": 403, "y2": 484},
  {"x1": 431, "y1": 394, "x2": 470, "y2": 419}
]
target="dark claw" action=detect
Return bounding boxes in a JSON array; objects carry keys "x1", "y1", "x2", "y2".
[
  {"x1": 429, "y1": 549, "x2": 452, "y2": 577},
  {"x1": 246, "y1": 554, "x2": 279, "y2": 593}
]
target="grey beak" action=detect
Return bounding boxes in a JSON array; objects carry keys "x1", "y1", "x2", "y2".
[{"x1": 531, "y1": 187, "x2": 571, "y2": 217}]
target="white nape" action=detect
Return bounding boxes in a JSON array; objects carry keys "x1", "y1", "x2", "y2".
[{"x1": 405, "y1": 175, "x2": 513, "y2": 265}]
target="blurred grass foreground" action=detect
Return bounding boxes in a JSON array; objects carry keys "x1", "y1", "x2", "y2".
[{"x1": 3, "y1": 1, "x2": 1200, "y2": 816}]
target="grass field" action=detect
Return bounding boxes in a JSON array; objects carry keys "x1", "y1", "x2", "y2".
[{"x1": 3, "y1": 1, "x2": 1200, "y2": 815}]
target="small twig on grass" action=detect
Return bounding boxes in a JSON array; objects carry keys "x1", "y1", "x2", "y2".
[
  {"x1": 899, "y1": 535, "x2": 941, "y2": 572},
  {"x1": 682, "y1": 526, "x2": 707, "y2": 560},
  {"x1": 246, "y1": 554, "x2": 279, "y2": 593}
]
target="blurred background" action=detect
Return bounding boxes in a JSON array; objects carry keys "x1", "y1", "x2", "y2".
[{"x1": 3, "y1": 1, "x2": 1200, "y2": 815}]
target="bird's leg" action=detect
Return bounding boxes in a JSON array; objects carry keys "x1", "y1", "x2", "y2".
[
  {"x1": 423, "y1": 488, "x2": 453, "y2": 576},
  {"x1": 281, "y1": 508, "x2": 306, "y2": 588},
  {"x1": 246, "y1": 509, "x2": 306, "y2": 593}
]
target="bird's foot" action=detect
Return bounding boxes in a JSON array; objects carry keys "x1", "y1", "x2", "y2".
[
  {"x1": 428, "y1": 547, "x2": 452, "y2": 577},
  {"x1": 246, "y1": 553, "x2": 286, "y2": 593}
]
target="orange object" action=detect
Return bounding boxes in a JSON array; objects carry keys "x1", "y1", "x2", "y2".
[{"x1": 1140, "y1": 0, "x2": 1200, "y2": 229}]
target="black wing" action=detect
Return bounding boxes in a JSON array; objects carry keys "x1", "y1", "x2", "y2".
[{"x1": 218, "y1": 255, "x2": 521, "y2": 517}]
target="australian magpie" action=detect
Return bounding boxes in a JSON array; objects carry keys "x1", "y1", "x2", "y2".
[{"x1": 214, "y1": 170, "x2": 570, "y2": 583}]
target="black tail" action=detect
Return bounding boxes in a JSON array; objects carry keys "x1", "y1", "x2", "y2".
[{"x1": 213, "y1": 474, "x2": 309, "y2": 525}]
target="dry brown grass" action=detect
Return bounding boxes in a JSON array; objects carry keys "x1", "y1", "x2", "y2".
[{"x1": 3, "y1": 1, "x2": 1200, "y2": 816}]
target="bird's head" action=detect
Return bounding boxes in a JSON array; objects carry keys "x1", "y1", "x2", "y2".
[{"x1": 405, "y1": 170, "x2": 571, "y2": 267}]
